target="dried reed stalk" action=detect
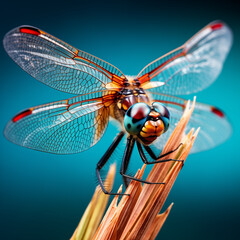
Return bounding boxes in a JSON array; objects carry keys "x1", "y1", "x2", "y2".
[{"x1": 70, "y1": 163, "x2": 116, "y2": 240}]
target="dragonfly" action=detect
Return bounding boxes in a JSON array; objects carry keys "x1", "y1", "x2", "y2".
[{"x1": 3, "y1": 21, "x2": 232, "y2": 195}]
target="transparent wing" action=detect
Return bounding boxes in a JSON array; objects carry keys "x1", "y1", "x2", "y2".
[
  {"x1": 3, "y1": 26, "x2": 126, "y2": 95},
  {"x1": 150, "y1": 92, "x2": 232, "y2": 153},
  {"x1": 4, "y1": 91, "x2": 117, "y2": 154},
  {"x1": 138, "y1": 21, "x2": 232, "y2": 95}
]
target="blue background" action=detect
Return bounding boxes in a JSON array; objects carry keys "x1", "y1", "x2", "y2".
[{"x1": 0, "y1": 0, "x2": 239, "y2": 239}]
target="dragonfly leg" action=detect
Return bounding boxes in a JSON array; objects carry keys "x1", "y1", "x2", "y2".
[
  {"x1": 143, "y1": 143, "x2": 183, "y2": 160},
  {"x1": 120, "y1": 135, "x2": 135, "y2": 188},
  {"x1": 96, "y1": 131, "x2": 128, "y2": 196},
  {"x1": 120, "y1": 136, "x2": 165, "y2": 187},
  {"x1": 137, "y1": 141, "x2": 184, "y2": 166}
]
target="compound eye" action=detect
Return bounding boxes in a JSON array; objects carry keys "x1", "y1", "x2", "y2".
[
  {"x1": 152, "y1": 102, "x2": 170, "y2": 118},
  {"x1": 152, "y1": 102, "x2": 170, "y2": 132},
  {"x1": 124, "y1": 103, "x2": 151, "y2": 135}
]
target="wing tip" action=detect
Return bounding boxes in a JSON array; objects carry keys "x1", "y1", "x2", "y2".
[
  {"x1": 208, "y1": 20, "x2": 233, "y2": 41},
  {"x1": 3, "y1": 25, "x2": 41, "y2": 52},
  {"x1": 3, "y1": 108, "x2": 33, "y2": 146},
  {"x1": 210, "y1": 105, "x2": 232, "y2": 144}
]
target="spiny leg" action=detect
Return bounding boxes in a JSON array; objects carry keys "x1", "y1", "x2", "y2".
[
  {"x1": 120, "y1": 135, "x2": 135, "y2": 188},
  {"x1": 120, "y1": 135, "x2": 165, "y2": 188},
  {"x1": 137, "y1": 141, "x2": 184, "y2": 165},
  {"x1": 96, "y1": 131, "x2": 127, "y2": 196},
  {"x1": 143, "y1": 143, "x2": 183, "y2": 160}
]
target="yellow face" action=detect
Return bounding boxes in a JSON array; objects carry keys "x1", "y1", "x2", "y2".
[{"x1": 139, "y1": 111, "x2": 165, "y2": 145}]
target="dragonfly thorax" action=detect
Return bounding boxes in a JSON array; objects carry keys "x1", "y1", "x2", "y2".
[
  {"x1": 116, "y1": 77, "x2": 150, "y2": 110},
  {"x1": 117, "y1": 87, "x2": 150, "y2": 111}
]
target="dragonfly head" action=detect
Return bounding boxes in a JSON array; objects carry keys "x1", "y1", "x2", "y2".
[{"x1": 124, "y1": 102, "x2": 170, "y2": 145}]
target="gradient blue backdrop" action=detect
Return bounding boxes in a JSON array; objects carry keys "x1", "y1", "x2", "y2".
[{"x1": 0, "y1": 0, "x2": 239, "y2": 239}]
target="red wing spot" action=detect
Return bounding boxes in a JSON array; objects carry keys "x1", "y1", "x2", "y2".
[
  {"x1": 12, "y1": 109, "x2": 32, "y2": 123},
  {"x1": 211, "y1": 107, "x2": 224, "y2": 118},
  {"x1": 211, "y1": 23, "x2": 223, "y2": 31},
  {"x1": 20, "y1": 27, "x2": 41, "y2": 36}
]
